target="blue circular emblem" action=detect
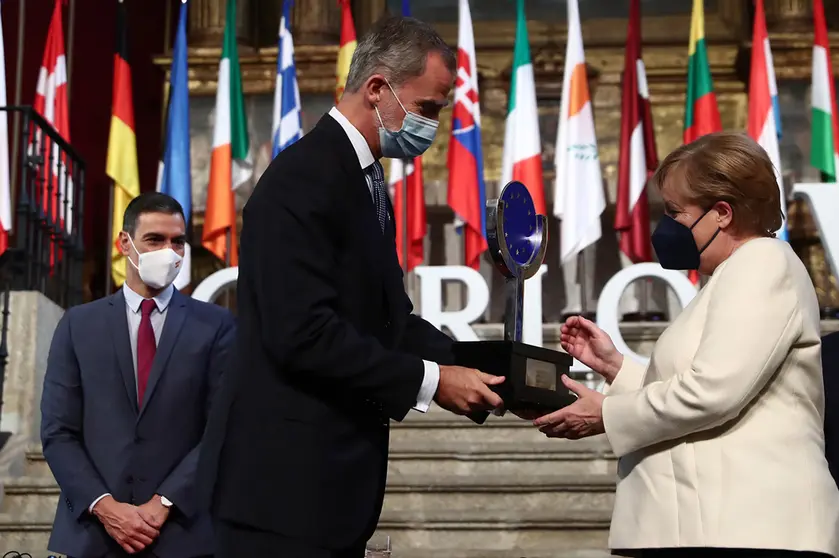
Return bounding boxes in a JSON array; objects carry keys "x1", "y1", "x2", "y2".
[{"x1": 486, "y1": 181, "x2": 548, "y2": 281}]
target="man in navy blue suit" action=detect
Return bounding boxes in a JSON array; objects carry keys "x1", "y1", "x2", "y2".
[{"x1": 40, "y1": 192, "x2": 235, "y2": 558}]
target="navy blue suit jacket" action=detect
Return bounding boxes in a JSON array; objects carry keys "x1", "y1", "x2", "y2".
[{"x1": 40, "y1": 288, "x2": 235, "y2": 558}]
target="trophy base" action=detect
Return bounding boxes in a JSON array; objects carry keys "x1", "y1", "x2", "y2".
[{"x1": 452, "y1": 340, "x2": 576, "y2": 425}]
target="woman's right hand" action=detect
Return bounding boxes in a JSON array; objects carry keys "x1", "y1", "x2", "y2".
[{"x1": 560, "y1": 316, "x2": 623, "y2": 383}]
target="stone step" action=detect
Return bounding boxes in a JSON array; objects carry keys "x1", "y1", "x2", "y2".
[
  {"x1": 391, "y1": 408, "x2": 608, "y2": 448},
  {"x1": 0, "y1": 476, "x2": 59, "y2": 523},
  {"x1": 388, "y1": 439, "x2": 615, "y2": 477},
  {"x1": 382, "y1": 474, "x2": 615, "y2": 514},
  {"x1": 23, "y1": 447, "x2": 51, "y2": 479},
  {"x1": 376, "y1": 508, "x2": 611, "y2": 553},
  {"x1": 0, "y1": 513, "x2": 53, "y2": 555}
]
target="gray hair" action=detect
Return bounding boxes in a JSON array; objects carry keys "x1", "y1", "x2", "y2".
[{"x1": 344, "y1": 16, "x2": 456, "y2": 94}]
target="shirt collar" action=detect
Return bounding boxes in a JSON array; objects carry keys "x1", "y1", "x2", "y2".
[
  {"x1": 328, "y1": 106, "x2": 376, "y2": 170},
  {"x1": 122, "y1": 283, "x2": 175, "y2": 314}
]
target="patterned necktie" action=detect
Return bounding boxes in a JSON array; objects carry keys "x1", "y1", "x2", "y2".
[
  {"x1": 136, "y1": 299, "x2": 157, "y2": 407},
  {"x1": 368, "y1": 161, "x2": 388, "y2": 233}
]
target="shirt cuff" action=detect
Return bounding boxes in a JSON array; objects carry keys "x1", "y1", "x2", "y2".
[
  {"x1": 413, "y1": 360, "x2": 440, "y2": 413},
  {"x1": 89, "y1": 493, "x2": 111, "y2": 513}
]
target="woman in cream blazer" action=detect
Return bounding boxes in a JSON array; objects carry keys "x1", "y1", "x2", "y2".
[{"x1": 531, "y1": 132, "x2": 839, "y2": 557}]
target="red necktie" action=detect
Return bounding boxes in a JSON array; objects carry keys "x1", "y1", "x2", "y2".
[{"x1": 137, "y1": 299, "x2": 157, "y2": 407}]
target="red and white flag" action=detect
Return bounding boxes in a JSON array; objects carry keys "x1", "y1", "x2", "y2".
[
  {"x1": 33, "y1": 0, "x2": 72, "y2": 233},
  {"x1": 388, "y1": 158, "x2": 426, "y2": 271},
  {"x1": 0, "y1": 6, "x2": 10, "y2": 255},
  {"x1": 615, "y1": 0, "x2": 657, "y2": 264}
]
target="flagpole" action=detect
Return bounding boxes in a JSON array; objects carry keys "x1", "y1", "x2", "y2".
[
  {"x1": 105, "y1": 183, "x2": 114, "y2": 294},
  {"x1": 224, "y1": 228, "x2": 232, "y2": 308},
  {"x1": 66, "y1": 0, "x2": 76, "y2": 107},
  {"x1": 9, "y1": 0, "x2": 25, "y2": 210},
  {"x1": 401, "y1": 159, "x2": 408, "y2": 281}
]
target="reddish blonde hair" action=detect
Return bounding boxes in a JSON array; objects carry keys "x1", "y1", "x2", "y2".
[{"x1": 650, "y1": 131, "x2": 783, "y2": 236}]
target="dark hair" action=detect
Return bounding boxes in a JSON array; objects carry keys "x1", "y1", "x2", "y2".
[
  {"x1": 122, "y1": 192, "x2": 185, "y2": 235},
  {"x1": 650, "y1": 131, "x2": 783, "y2": 237},
  {"x1": 344, "y1": 16, "x2": 456, "y2": 93}
]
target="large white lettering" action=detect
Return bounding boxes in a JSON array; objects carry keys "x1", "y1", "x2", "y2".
[{"x1": 793, "y1": 182, "x2": 839, "y2": 279}]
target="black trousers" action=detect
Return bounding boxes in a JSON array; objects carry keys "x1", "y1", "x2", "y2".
[
  {"x1": 215, "y1": 518, "x2": 366, "y2": 558},
  {"x1": 625, "y1": 550, "x2": 831, "y2": 558}
]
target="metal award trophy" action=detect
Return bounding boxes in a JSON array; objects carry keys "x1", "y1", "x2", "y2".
[{"x1": 453, "y1": 181, "x2": 575, "y2": 424}]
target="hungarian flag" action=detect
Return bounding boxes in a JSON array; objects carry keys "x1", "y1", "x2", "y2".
[
  {"x1": 615, "y1": 0, "x2": 656, "y2": 264},
  {"x1": 500, "y1": 0, "x2": 545, "y2": 216},
  {"x1": 335, "y1": 0, "x2": 357, "y2": 103},
  {"x1": 107, "y1": 0, "x2": 140, "y2": 287},
  {"x1": 0, "y1": 5, "x2": 10, "y2": 256},
  {"x1": 203, "y1": 0, "x2": 251, "y2": 266},
  {"x1": 748, "y1": 0, "x2": 787, "y2": 241},
  {"x1": 33, "y1": 0, "x2": 71, "y2": 238},
  {"x1": 388, "y1": 159, "x2": 425, "y2": 271},
  {"x1": 447, "y1": 0, "x2": 487, "y2": 270},
  {"x1": 683, "y1": 0, "x2": 721, "y2": 284},
  {"x1": 553, "y1": 0, "x2": 604, "y2": 264},
  {"x1": 811, "y1": 0, "x2": 839, "y2": 182}
]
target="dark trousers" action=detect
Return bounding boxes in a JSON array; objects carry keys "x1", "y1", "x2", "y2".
[
  {"x1": 626, "y1": 550, "x2": 831, "y2": 558},
  {"x1": 215, "y1": 518, "x2": 365, "y2": 558}
]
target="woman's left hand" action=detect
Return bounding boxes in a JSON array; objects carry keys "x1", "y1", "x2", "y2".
[{"x1": 533, "y1": 375, "x2": 606, "y2": 440}]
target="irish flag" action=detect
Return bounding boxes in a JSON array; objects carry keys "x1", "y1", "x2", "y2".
[
  {"x1": 336, "y1": 0, "x2": 357, "y2": 102},
  {"x1": 553, "y1": 0, "x2": 604, "y2": 264},
  {"x1": 683, "y1": 0, "x2": 720, "y2": 284},
  {"x1": 748, "y1": 0, "x2": 787, "y2": 240},
  {"x1": 811, "y1": 0, "x2": 839, "y2": 182},
  {"x1": 500, "y1": 0, "x2": 545, "y2": 216},
  {"x1": 203, "y1": 0, "x2": 250, "y2": 266},
  {"x1": 683, "y1": 0, "x2": 721, "y2": 144}
]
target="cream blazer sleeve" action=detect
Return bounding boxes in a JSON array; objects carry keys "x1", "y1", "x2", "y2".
[
  {"x1": 604, "y1": 357, "x2": 647, "y2": 396},
  {"x1": 601, "y1": 241, "x2": 803, "y2": 458}
]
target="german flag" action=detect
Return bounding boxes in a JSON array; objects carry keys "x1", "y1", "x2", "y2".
[{"x1": 106, "y1": 0, "x2": 140, "y2": 288}]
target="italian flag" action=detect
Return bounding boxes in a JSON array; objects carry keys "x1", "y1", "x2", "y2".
[
  {"x1": 683, "y1": 0, "x2": 720, "y2": 285},
  {"x1": 335, "y1": 0, "x2": 357, "y2": 103},
  {"x1": 203, "y1": 0, "x2": 251, "y2": 266},
  {"x1": 500, "y1": 0, "x2": 546, "y2": 216},
  {"x1": 811, "y1": 0, "x2": 839, "y2": 182}
]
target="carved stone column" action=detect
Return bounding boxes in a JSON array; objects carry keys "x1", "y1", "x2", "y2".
[
  {"x1": 291, "y1": 0, "x2": 340, "y2": 45},
  {"x1": 354, "y1": 0, "x2": 387, "y2": 37},
  {"x1": 764, "y1": 0, "x2": 811, "y2": 33},
  {"x1": 189, "y1": 0, "x2": 254, "y2": 49}
]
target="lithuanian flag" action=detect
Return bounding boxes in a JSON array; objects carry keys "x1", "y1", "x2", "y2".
[
  {"x1": 336, "y1": 0, "x2": 357, "y2": 102},
  {"x1": 683, "y1": 0, "x2": 721, "y2": 144},
  {"x1": 106, "y1": 0, "x2": 139, "y2": 287},
  {"x1": 203, "y1": 0, "x2": 250, "y2": 266},
  {"x1": 683, "y1": 0, "x2": 721, "y2": 285}
]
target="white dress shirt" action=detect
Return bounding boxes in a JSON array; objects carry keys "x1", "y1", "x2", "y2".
[
  {"x1": 328, "y1": 106, "x2": 440, "y2": 413},
  {"x1": 89, "y1": 283, "x2": 176, "y2": 513}
]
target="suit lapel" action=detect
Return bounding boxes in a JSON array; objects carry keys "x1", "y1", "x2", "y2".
[
  {"x1": 108, "y1": 290, "x2": 139, "y2": 415},
  {"x1": 138, "y1": 290, "x2": 188, "y2": 420}
]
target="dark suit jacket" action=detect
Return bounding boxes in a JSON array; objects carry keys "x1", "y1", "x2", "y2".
[
  {"x1": 198, "y1": 114, "x2": 454, "y2": 549},
  {"x1": 823, "y1": 331, "x2": 839, "y2": 486},
  {"x1": 40, "y1": 288, "x2": 235, "y2": 558}
]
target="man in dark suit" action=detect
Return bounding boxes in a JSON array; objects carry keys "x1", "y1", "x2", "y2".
[
  {"x1": 40, "y1": 192, "x2": 235, "y2": 558},
  {"x1": 822, "y1": 331, "x2": 839, "y2": 486},
  {"x1": 199, "y1": 15, "x2": 504, "y2": 558}
]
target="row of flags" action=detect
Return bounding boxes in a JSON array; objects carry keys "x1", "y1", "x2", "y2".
[{"x1": 12, "y1": 0, "x2": 839, "y2": 292}]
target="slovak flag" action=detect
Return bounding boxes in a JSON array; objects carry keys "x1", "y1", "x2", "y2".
[
  {"x1": 748, "y1": 0, "x2": 787, "y2": 240},
  {"x1": 447, "y1": 0, "x2": 487, "y2": 270}
]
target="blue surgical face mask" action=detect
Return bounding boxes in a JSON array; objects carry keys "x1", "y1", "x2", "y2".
[
  {"x1": 651, "y1": 208, "x2": 721, "y2": 271},
  {"x1": 375, "y1": 78, "x2": 439, "y2": 159}
]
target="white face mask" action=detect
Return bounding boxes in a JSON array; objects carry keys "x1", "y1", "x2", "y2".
[{"x1": 127, "y1": 235, "x2": 183, "y2": 290}]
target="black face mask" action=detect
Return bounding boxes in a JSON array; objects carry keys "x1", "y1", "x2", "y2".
[{"x1": 651, "y1": 208, "x2": 721, "y2": 270}]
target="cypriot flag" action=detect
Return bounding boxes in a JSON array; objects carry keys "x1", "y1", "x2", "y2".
[{"x1": 553, "y1": 0, "x2": 604, "y2": 264}]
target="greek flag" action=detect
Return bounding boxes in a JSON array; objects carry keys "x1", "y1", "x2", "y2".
[{"x1": 272, "y1": 0, "x2": 302, "y2": 157}]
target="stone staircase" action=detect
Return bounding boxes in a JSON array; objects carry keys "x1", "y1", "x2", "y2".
[{"x1": 0, "y1": 408, "x2": 617, "y2": 557}]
